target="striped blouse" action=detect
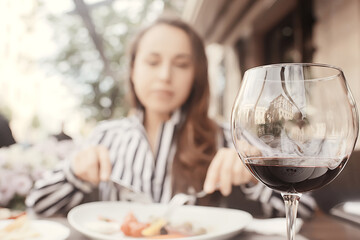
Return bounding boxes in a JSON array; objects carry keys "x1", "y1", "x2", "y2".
[{"x1": 26, "y1": 110, "x2": 316, "y2": 217}]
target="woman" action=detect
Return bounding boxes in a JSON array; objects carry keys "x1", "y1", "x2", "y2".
[{"x1": 26, "y1": 17, "x2": 315, "y2": 217}]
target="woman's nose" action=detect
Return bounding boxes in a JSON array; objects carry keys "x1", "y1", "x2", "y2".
[{"x1": 158, "y1": 63, "x2": 171, "y2": 82}]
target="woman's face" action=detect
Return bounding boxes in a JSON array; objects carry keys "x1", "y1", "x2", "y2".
[{"x1": 132, "y1": 24, "x2": 195, "y2": 117}]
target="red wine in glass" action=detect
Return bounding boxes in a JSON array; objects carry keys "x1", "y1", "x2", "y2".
[{"x1": 244, "y1": 157, "x2": 348, "y2": 193}]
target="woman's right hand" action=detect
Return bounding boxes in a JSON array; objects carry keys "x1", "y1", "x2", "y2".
[{"x1": 71, "y1": 145, "x2": 112, "y2": 185}]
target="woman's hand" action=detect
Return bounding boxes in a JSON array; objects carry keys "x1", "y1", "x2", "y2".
[
  {"x1": 203, "y1": 148, "x2": 256, "y2": 196},
  {"x1": 71, "y1": 145, "x2": 111, "y2": 185}
]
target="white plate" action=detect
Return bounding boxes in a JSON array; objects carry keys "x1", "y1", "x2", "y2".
[
  {"x1": 0, "y1": 219, "x2": 70, "y2": 240},
  {"x1": 68, "y1": 201, "x2": 253, "y2": 240}
]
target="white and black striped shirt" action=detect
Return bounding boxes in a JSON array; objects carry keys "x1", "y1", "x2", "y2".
[{"x1": 26, "y1": 110, "x2": 316, "y2": 217}]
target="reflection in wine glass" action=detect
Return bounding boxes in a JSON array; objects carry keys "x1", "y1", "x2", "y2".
[{"x1": 231, "y1": 63, "x2": 359, "y2": 240}]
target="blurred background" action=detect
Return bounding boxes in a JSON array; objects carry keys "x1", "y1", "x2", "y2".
[{"x1": 0, "y1": 0, "x2": 359, "y2": 148}]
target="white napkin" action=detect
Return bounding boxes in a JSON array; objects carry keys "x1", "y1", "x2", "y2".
[
  {"x1": 343, "y1": 202, "x2": 360, "y2": 216},
  {"x1": 245, "y1": 218, "x2": 303, "y2": 236}
]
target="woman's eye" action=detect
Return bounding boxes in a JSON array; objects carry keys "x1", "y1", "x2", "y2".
[
  {"x1": 146, "y1": 60, "x2": 159, "y2": 66},
  {"x1": 175, "y1": 62, "x2": 190, "y2": 68}
]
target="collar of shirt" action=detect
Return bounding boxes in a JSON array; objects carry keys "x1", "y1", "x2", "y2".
[{"x1": 134, "y1": 108, "x2": 183, "y2": 127}]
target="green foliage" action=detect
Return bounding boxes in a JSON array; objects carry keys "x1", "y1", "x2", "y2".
[{"x1": 45, "y1": 0, "x2": 183, "y2": 122}]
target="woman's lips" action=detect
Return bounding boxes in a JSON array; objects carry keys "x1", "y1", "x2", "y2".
[{"x1": 152, "y1": 89, "x2": 174, "y2": 97}]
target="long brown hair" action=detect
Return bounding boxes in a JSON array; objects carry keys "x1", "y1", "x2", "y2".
[{"x1": 128, "y1": 17, "x2": 220, "y2": 203}]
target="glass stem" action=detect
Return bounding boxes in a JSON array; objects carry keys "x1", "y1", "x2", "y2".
[{"x1": 281, "y1": 193, "x2": 301, "y2": 240}]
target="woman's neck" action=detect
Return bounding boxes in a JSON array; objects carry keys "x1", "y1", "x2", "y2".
[{"x1": 144, "y1": 111, "x2": 171, "y2": 154}]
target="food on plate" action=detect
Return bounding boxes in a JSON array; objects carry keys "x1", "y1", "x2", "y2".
[
  {"x1": 121, "y1": 212, "x2": 150, "y2": 237},
  {"x1": 86, "y1": 212, "x2": 207, "y2": 239},
  {"x1": 140, "y1": 218, "x2": 166, "y2": 237},
  {"x1": 85, "y1": 220, "x2": 120, "y2": 234},
  {"x1": 120, "y1": 212, "x2": 206, "y2": 238},
  {"x1": 0, "y1": 208, "x2": 26, "y2": 220},
  {"x1": 0, "y1": 215, "x2": 40, "y2": 240},
  {"x1": 84, "y1": 215, "x2": 121, "y2": 234}
]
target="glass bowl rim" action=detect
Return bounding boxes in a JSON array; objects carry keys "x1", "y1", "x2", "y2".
[{"x1": 245, "y1": 63, "x2": 344, "y2": 82}]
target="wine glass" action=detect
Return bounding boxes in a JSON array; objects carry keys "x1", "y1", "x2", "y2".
[{"x1": 231, "y1": 63, "x2": 359, "y2": 240}]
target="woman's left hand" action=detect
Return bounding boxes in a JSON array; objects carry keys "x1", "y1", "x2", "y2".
[{"x1": 203, "y1": 148, "x2": 256, "y2": 196}]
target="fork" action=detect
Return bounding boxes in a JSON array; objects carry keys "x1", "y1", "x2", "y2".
[
  {"x1": 162, "y1": 190, "x2": 208, "y2": 220},
  {"x1": 109, "y1": 178, "x2": 153, "y2": 203},
  {"x1": 110, "y1": 178, "x2": 208, "y2": 220}
]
